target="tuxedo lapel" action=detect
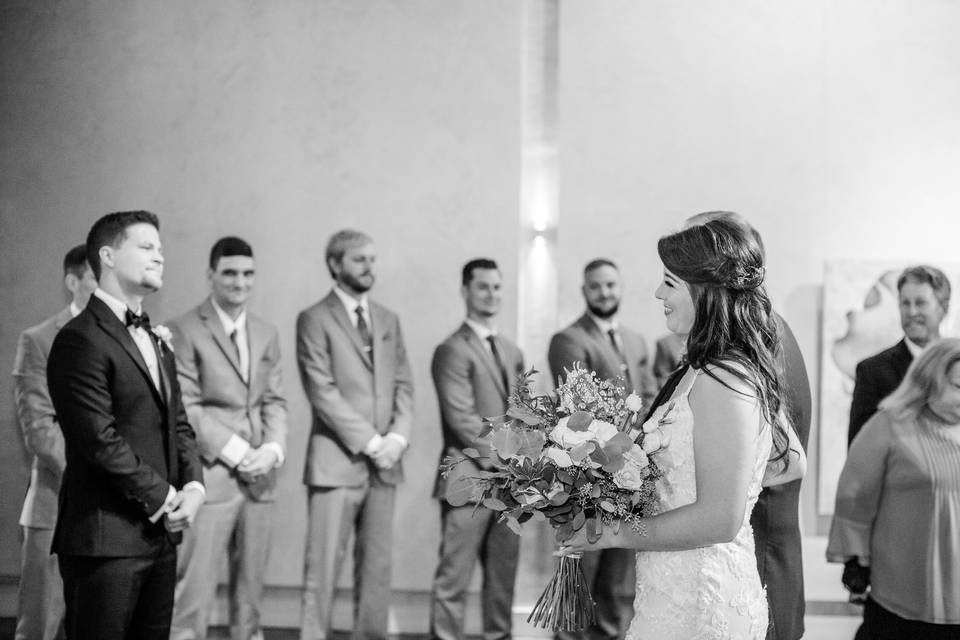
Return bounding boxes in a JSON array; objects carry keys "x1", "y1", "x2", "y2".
[
  {"x1": 459, "y1": 324, "x2": 507, "y2": 399},
  {"x1": 893, "y1": 339, "x2": 913, "y2": 380},
  {"x1": 578, "y1": 314, "x2": 620, "y2": 374},
  {"x1": 325, "y1": 294, "x2": 373, "y2": 370},
  {"x1": 88, "y1": 297, "x2": 165, "y2": 408},
  {"x1": 199, "y1": 299, "x2": 246, "y2": 383}
]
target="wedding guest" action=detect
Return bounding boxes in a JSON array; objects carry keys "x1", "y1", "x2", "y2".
[
  {"x1": 848, "y1": 265, "x2": 950, "y2": 444},
  {"x1": 430, "y1": 258, "x2": 524, "y2": 640},
  {"x1": 47, "y1": 211, "x2": 204, "y2": 640},
  {"x1": 297, "y1": 229, "x2": 414, "y2": 640},
  {"x1": 169, "y1": 237, "x2": 287, "y2": 640},
  {"x1": 547, "y1": 258, "x2": 657, "y2": 640},
  {"x1": 13, "y1": 244, "x2": 96, "y2": 640},
  {"x1": 828, "y1": 337, "x2": 960, "y2": 639}
]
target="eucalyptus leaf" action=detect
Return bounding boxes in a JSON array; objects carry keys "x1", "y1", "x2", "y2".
[
  {"x1": 572, "y1": 511, "x2": 586, "y2": 530},
  {"x1": 505, "y1": 517, "x2": 523, "y2": 535},
  {"x1": 491, "y1": 428, "x2": 522, "y2": 457},
  {"x1": 445, "y1": 478, "x2": 480, "y2": 507},
  {"x1": 483, "y1": 497, "x2": 509, "y2": 511},
  {"x1": 462, "y1": 447, "x2": 481, "y2": 458},
  {"x1": 567, "y1": 411, "x2": 594, "y2": 431}
]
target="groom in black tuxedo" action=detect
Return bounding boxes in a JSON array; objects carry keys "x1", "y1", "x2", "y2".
[{"x1": 47, "y1": 210, "x2": 204, "y2": 640}]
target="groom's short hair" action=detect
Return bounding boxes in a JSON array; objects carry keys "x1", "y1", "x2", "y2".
[
  {"x1": 63, "y1": 244, "x2": 90, "y2": 279},
  {"x1": 86, "y1": 210, "x2": 159, "y2": 281},
  {"x1": 325, "y1": 229, "x2": 373, "y2": 278},
  {"x1": 209, "y1": 236, "x2": 253, "y2": 270}
]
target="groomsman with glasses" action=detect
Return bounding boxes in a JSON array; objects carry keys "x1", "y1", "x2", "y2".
[
  {"x1": 547, "y1": 258, "x2": 657, "y2": 640},
  {"x1": 429, "y1": 258, "x2": 524, "y2": 640},
  {"x1": 13, "y1": 244, "x2": 96, "y2": 640},
  {"x1": 169, "y1": 236, "x2": 288, "y2": 640}
]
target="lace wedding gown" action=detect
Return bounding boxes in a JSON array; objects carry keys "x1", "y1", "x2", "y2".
[{"x1": 627, "y1": 368, "x2": 771, "y2": 640}]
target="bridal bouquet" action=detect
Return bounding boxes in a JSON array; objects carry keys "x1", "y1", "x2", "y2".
[{"x1": 442, "y1": 363, "x2": 667, "y2": 630}]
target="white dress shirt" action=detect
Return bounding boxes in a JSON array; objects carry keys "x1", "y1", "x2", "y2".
[
  {"x1": 331, "y1": 286, "x2": 407, "y2": 453},
  {"x1": 92, "y1": 288, "x2": 204, "y2": 521},
  {"x1": 209, "y1": 298, "x2": 285, "y2": 469}
]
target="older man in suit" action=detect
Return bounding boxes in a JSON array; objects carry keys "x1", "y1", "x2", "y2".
[
  {"x1": 13, "y1": 245, "x2": 96, "y2": 640},
  {"x1": 297, "y1": 229, "x2": 415, "y2": 640},
  {"x1": 169, "y1": 237, "x2": 287, "y2": 640},
  {"x1": 430, "y1": 258, "x2": 524, "y2": 640},
  {"x1": 547, "y1": 258, "x2": 656, "y2": 640},
  {"x1": 46, "y1": 210, "x2": 204, "y2": 640},
  {"x1": 848, "y1": 265, "x2": 950, "y2": 445}
]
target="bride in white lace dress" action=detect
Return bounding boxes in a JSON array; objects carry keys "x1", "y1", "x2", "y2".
[{"x1": 561, "y1": 216, "x2": 806, "y2": 639}]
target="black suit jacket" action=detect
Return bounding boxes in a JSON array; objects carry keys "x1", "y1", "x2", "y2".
[
  {"x1": 47, "y1": 296, "x2": 202, "y2": 557},
  {"x1": 645, "y1": 315, "x2": 811, "y2": 640},
  {"x1": 847, "y1": 339, "x2": 912, "y2": 445}
]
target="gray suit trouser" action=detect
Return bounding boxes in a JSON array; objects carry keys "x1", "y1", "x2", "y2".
[
  {"x1": 170, "y1": 491, "x2": 273, "y2": 640},
  {"x1": 301, "y1": 484, "x2": 395, "y2": 640},
  {"x1": 16, "y1": 526, "x2": 65, "y2": 640},
  {"x1": 429, "y1": 502, "x2": 520, "y2": 640}
]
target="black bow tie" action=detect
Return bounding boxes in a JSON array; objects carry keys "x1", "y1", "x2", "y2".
[{"x1": 125, "y1": 309, "x2": 152, "y2": 331}]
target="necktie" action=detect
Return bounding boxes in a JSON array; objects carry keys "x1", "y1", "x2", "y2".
[
  {"x1": 486, "y1": 335, "x2": 511, "y2": 395},
  {"x1": 356, "y1": 306, "x2": 373, "y2": 358},
  {"x1": 125, "y1": 309, "x2": 151, "y2": 331},
  {"x1": 608, "y1": 328, "x2": 633, "y2": 390}
]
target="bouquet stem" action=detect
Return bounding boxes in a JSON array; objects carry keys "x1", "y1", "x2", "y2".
[{"x1": 527, "y1": 553, "x2": 596, "y2": 631}]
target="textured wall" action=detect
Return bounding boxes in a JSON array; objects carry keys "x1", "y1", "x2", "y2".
[{"x1": 0, "y1": 0, "x2": 523, "y2": 590}]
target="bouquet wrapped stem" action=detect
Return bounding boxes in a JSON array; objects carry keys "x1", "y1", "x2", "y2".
[{"x1": 527, "y1": 553, "x2": 596, "y2": 631}]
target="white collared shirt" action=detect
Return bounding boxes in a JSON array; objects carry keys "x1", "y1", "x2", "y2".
[
  {"x1": 332, "y1": 285, "x2": 370, "y2": 330},
  {"x1": 94, "y1": 288, "x2": 161, "y2": 390},
  {"x1": 588, "y1": 313, "x2": 619, "y2": 335},
  {"x1": 905, "y1": 336, "x2": 925, "y2": 359},
  {"x1": 210, "y1": 298, "x2": 249, "y2": 383},
  {"x1": 92, "y1": 288, "x2": 205, "y2": 520},
  {"x1": 69, "y1": 301, "x2": 82, "y2": 318},
  {"x1": 465, "y1": 317, "x2": 498, "y2": 355}
]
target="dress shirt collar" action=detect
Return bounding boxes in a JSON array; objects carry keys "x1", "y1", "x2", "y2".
[
  {"x1": 210, "y1": 297, "x2": 247, "y2": 335},
  {"x1": 465, "y1": 318, "x2": 496, "y2": 342},
  {"x1": 94, "y1": 287, "x2": 138, "y2": 323},
  {"x1": 588, "y1": 312, "x2": 619, "y2": 334},
  {"x1": 69, "y1": 302, "x2": 82, "y2": 318},
  {"x1": 332, "y1": 285, "x2": 369, "y2": 317},
  {"x1": 904, "y1": 336, "x2": 925, "y2": 358}
]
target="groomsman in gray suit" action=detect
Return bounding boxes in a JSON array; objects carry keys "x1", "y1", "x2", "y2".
[
  {"x1": 169, "y1": 237, "x2": 288, "y2": 640},
  {"x1": 548, "y1": 258, "x2": 657, "y2": 640},
  {"x1": 430, "y1": 258, "x2": 524, "y2": 640},
  {"x1": 297, "y1": 229, "x2": 415, "y2": 640},
  {"x1": 13, "y1": 245, "x2": 96, "y2": 640}
]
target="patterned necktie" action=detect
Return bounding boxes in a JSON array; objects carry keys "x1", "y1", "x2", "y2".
[
  {"x1": 487, "y1": 335, "x2": 511, "y2": 395},
  {"x1": 608, "y1": 328, "x2": 633, "y2": 390},
  {"x1": 356, "y1": 306, "x2": 373, "y2": 358}
]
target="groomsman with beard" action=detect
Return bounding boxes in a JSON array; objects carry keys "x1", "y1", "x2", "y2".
[
  {"x1": 297, "y1": 229, "x2": 415, "y2": 640},
  {"x1": 547, "y1": 258, "x2": 657, "y2": 640},
  {"x1": 46, "y1": 211, "x2": 204, "y2": 640},
  {"x1": 429, "y1": 258, "x2": 524, "y2": 640},
  {"x1": 169, "y1": 237, "x2": 288, "y2": 640},
  {"x1": 13, "y1": 244, "x2": 96, "y2": 640}
]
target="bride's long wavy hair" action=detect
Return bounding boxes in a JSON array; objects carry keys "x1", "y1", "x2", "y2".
[{"x1": 657, "y1": 217, "x2": 791, "y2": 465}]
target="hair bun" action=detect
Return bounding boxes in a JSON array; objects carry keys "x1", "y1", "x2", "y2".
[{"x1": 729, "y1": 265, "x2": 765, "y2": 290}]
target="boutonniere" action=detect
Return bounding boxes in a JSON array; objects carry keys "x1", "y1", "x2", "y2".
[{"x1": 151, "y1": 325, "x2": 174, "y2": 352}]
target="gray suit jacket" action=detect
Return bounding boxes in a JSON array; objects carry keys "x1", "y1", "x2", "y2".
[
  {"x1": 296, "y1": 290, "x2": 414, "y2": 487},
  {"x1": 432, "y1": 323, "x2": 524, "y2": 500},
  {"x1": 14, "y1": 306, "x2": 72, "y2": 528},
  {"x1": 169, "y1": 298, "x2": 288, "y2": 502},
  {"x1": 548, "y1": 313, "x2": 657, "y2": 408}
]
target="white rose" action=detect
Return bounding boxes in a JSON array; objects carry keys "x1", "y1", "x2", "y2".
[
  {"x1": 549, "y1": 417, "x2": 597, "y2": 448},
  {"x1": 588, "y1": 419, "x2": 619, "y2": 445}
]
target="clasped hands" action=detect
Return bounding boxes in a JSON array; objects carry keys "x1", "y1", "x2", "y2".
[
  {"x1": 237, "y1": 446, "x2": 279, "y2": 483},
  {"x1": 366, "y1": 435, "x2": 405, "y2": 470},
  {"x1": 163, "y1": 485, "x2": 204, "y2": 533}
]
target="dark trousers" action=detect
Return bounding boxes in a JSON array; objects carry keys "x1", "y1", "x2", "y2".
[
  {"x1": 856, "y1": 597, "x2": 960, "y2": 640},
  {"x1": 59, "y1": 539, "x2": 176, "y2": 640},
  {"x1": 554, "y1": 548, "x2": 635, "y2": 640}
]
